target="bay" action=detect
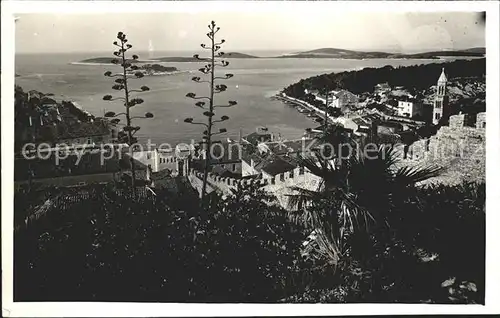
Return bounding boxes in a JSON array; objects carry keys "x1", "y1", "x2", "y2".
[{"x1": 15, "y1": 51, "x2": 445, "y2": 146}]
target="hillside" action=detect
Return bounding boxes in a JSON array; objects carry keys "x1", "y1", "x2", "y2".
[
  {"x1": 283, "y1": 58, "x2": 486, "y2": 97},
  {"x1": 282, "y1": 48, "x2": 391, "y2": 59},
  {"x1": 461, "y1": 47, "x2": 486, "y2": 54},
  {"x1": 14, "y1": 86, "x2": 103, "y2": 150}
]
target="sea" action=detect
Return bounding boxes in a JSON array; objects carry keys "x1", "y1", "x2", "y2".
[{"x1": 15, "y1": 50, "x2": 451, "y2": 147}]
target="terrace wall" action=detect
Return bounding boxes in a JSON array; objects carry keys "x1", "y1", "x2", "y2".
[
  {"x1": 187, "y1": 165, "x2": 322, "y2": 208},
  {"x1": 402, "y1": 112, "x2": 485, "y2": 185}
]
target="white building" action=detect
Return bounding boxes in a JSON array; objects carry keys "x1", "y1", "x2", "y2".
[
  {"x1": 397, "y1": 100, "x2": 424, "y2": 118},
  {"x1": 314, "y1": 89, "x2": 358, "y2": 110},
  {"x1": 133, "y1": 144, "x2": 194, "y2": 175}
]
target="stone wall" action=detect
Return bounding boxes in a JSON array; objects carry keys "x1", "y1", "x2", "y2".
[
  {"x1": 14, "y1": 172, "x2": 116, "y2": 191},
  {"x1": 187, "y1": 166, "x2": 322, "y2": 208},
  {"x1": 402, "y1": 112, "x2": 485, "y2": 185},
  {"x1": 476, "y1": 112, "x2": 486, "y2": 129}
]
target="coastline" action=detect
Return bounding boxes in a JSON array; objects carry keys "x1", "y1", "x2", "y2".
[{"x1": 273, "y1": 92, "x2": 344, "y2": 125}]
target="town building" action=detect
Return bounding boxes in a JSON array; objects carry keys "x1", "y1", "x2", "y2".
[
  {"x1": 329, "y1": 90, "x2": 359, "y2": 110},
  {"x1": 312, "y1": 89, "x2": 359, "y2": 112},
  {"x1": 241, "y1": 127, "x2": 274, "y2": 146},
  {"x1": 374, "y1": 82, "x2": 392, "y2": 95},
  {"x1": 397, "y1": 99, "x2": 424, "y2": 118},
  {"x1": 376, "y1": 121, "x2": 404, "y2": 134},
  {"x1": 132, "y1": 143, "x2": 196, "y2": 176},
  {"x1": 241, "y1": 152, "x2": 297, "y2": 179},
  {"x1": 432, "y1": 68, "x2": 449, "y2": 125}
]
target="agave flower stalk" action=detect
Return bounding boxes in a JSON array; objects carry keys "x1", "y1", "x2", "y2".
[
  {"x1": 102, "y1": 32, "x2": 154, "y2": 198},
  {"x1": 184, "y1": 21, "x2": 237, "y2": 204}
]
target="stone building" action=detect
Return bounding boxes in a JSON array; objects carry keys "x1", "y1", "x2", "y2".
[{"x1": 397, "y1": 99, "x2": 424, "y2": 118}]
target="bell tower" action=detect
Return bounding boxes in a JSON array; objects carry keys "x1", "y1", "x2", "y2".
[{"x1": 432, "y1": 68, "x2": 449, "y2": 125}]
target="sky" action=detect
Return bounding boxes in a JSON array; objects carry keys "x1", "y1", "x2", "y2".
[{"x1": 15, "y1": 11, "x2": 485, "y2": 54}]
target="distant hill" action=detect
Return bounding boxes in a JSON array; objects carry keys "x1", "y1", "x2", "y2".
[
  {"x1": 276, "y1": 47, "x2": 485, "y2": 60},
  {"x1": 398, "y1": 49, "x2": 486, "y2": 59},
  {"x1": 78, "y1": 47, "x2": 485, "y2": 65},
  {"x1": 462, "y1": 47, "x2": 486, "y2": 54}
]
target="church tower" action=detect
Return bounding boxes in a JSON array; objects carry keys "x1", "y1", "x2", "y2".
[{"x1": 432, "y1": 68, "x2": 449, "y2": 125}]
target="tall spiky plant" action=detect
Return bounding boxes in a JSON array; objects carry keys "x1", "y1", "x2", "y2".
[
  {"x1": 184, "y1": 21, "x2": 237, "y2": 204},
  {"x1": 103, "y1": 32, "x2": 154, "y2": 197}
]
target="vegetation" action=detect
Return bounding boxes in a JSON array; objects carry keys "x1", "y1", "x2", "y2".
[
  {"x1": 14, "y1": 86, "x2": 99, "y2": 150},
  {"x1": 283, "y1": 58, "x2": 486, "y2": 97},
  {"x1": 184, "y1": 21, "x2": 237, "y2": 204},
  {"x1": 102, "y1": 32, "x2": 154, "y2": 197},
  {"x1": 140, "y1": 64, "x2": 178, "y2": 74},
  {"x1": 14, "y1": 124, "x2": 485, "y2": 303},
  {"x1": 14, "y1": 184, "x2": 306, "y2": 302},
  {"x1": 14, "y1": 167, "x2": 485, "y2": 303}
]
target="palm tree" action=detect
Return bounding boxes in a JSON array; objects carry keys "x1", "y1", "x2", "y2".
[{"x1": 287, "y1": 143, "x2": 443, "y2": 267}]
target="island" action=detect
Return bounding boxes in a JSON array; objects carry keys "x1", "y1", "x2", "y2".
[
  {"x1": 73, "y1": 58, "x2": 183, "y2": 76},
  {"x1": 76, "y1": 47, "x2": 485, "y2": 66},
  {"x1": 224, "y1": 52, "x2": 259, "y2": 58},
  {"x1": 275, "y1": 47, "x2": 485, "y2": 60},
  {"x1": 74, "y1": 57, "x2": 144, "y2": 65},
  {"x1": 137, "y1": 64, "x2": 180, "y2": 76},
  {"x1": 155, "y1": 52, "x2": 259, "y2": 61}
]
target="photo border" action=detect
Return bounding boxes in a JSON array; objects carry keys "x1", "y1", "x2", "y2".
[{"x1": 2, "y1": 1, "x2": 499, "y2": 316}]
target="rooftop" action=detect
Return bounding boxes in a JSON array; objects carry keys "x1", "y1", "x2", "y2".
[
  {"x1": 192, "y1": 141, "x2": 243, "y2": 167},
  {"x1": 211, "y1": 165, "x2": 241, "y2": 178},
  {"x1": 57, "y1": 119, "x2": 112, "y2": 140},
  {"x1": 264, "y1": 139, "x2": 311, "y2": 155},
  {"x1": 259, "y1": 154, "x2": 297, "y2": 176},
  {"x1": 438, "y1": 67, "x2": 448, "y2": 83},
  {"x1": 379, "y1": 121, "x2": 404, "y2": 130},
  {"x1": 352, "y1": 117, "x2": 371, "y2": 127},
  {"x1": 14, "y1": 151, "x2": 146, "y2": 181},
  {"x1": 242, "y1": 131, "x2": 273, "y2": 145}
]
